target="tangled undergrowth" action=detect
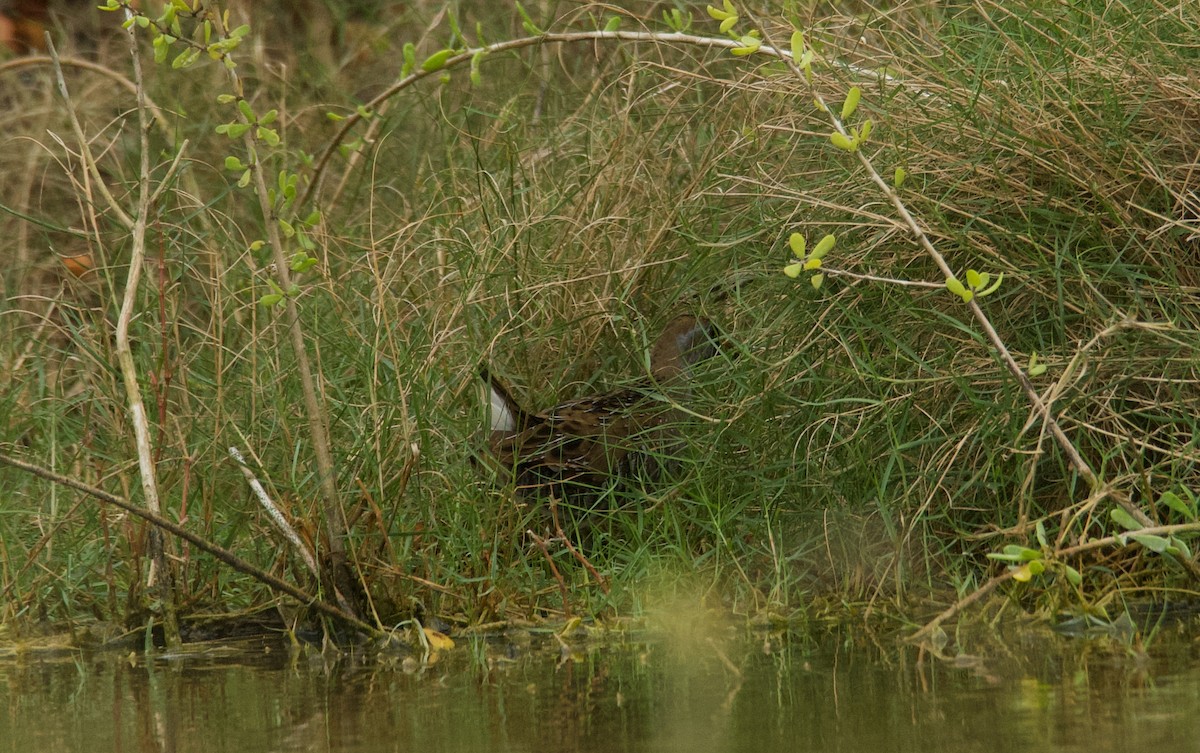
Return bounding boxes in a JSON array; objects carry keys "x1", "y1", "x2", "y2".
[{"x1": 0, "y1": 0, "x2": 1198, "y2": 649}]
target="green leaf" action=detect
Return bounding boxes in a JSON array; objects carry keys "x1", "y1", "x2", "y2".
[
  {"x1": 470, "y1": 50, "x2": 486, "y2": 87},
  {"x1": 788, "y1": 232, "x2": 806, "y2": 257},
  {"x1": 966, "y1": 269, "x2": 982, "y2": 290},
  {"x1": 278, "y1": 219, "x2": 295, "y2": 238},
  {"x1": 810, "y1": 273, "x2": 824, "y2": 290},
  {"x1": 893, "y1": 167, "x2": 908, "y2": 187},
  {"x1": 1002, "y1": 544, "x2": 1043, "y2": 562},
  {"x1": 789, "y1": 30, "x2": 804, "y2": 62},
  {"x1": 1110, "y1": 507, "x2": 1142, "y2": 531},
  {"x1": 841, "y1": 86, "x2": 861, "y2": 120},
  {"x1": 217, "y1": 94, "x2": 236, "y2": 105},
  {"x1": 402, "y1": 42, "x2": 416, "y2": 76},
  {"x1": 171, "y1": 47, "x2": 200, "y2": 69},
  {"x1": 224, "y1": 156, "x2": 244, "y2": 171},
  {"x1": 830, "y1": 132, "x2": 855, "y2": 151},
  {"x1": 986, "y1": 552, "x2": 1024, "y2": 563},
  {"x1": 259, "y1": 293, "x2": 284, "y2": 307},
  {"x1": 421, "y1": 48, "x2": 454, "y2": 72},
  {"x1": 237, "y1": 170, "x2": 251, "y2": 188},
  {"x1": 152, "y1": 34, "x2": 170, "y2": 64},
  {"x1": 1029, "y1": 364, "x2": 1048, "y2": 377},
  {"x1": 706, "y1": 4, "x2": 733, "y2": 21},
  {"x1": 604, "y1": 15, "x2": 621, "y2": 32},
  {"x1": 945, "y1": 277, "x2": 967, "y2": 297},
  {"x1": 515, "y1": 1, "x2": 543, "y2": 34},
  {"x1": 976, "y1": 272, "x2": 1003, "y2": 297},
  {"x1": 783, "y1": 263, "x2": 803, "y2": 279},
  {"x1": 1131, "y1": 534, "x2": 1170, "y2": 553},
  {"x1": 237, "y1": 99, "x2": 255, "y2": 122},
  {"x1": 1159, "y1": 491, "x2": 1196, "y2": 520},
  {"x1": 811, "y1": 234, "x2": 836, "y2": 259},
  {"x1": 719, "y1": 16, "x2": 738, "y2": 33},
  {"x1": 1168, "y1": 536, "x2": 1192, "y2": 559},
  {"x1": 731, "y1": 35, "x2": 760, "y2": 54},
  {"x1": 1035, "y1": 520, "x2": 1048, "y2": 548},
  {"x1": 1063, "y1": 564, "x2": 1082, "y2": 586},
  {"x1": 858, "y1": 119, "x2": 872, "y2": 142}
]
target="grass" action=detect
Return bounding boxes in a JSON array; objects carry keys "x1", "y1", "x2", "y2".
[{"x1": 1, "y1": 0, "x2": 1198, "y2": 639}]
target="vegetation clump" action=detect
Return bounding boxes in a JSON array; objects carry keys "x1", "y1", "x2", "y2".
[{"x1": 0, "y1": 0, "x2": 1198, "y2": 649}]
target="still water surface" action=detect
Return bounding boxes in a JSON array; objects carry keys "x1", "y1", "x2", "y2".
[{"x1": 2, "y1": 623, "x2": 1199, "y2": 753}]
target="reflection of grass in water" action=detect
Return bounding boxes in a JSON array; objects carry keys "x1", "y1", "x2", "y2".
[{"x1": 1, "y1": 1, "x2": 1199, "y2": 630}]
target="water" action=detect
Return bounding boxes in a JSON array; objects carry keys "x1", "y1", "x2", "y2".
[{"x1": 2, "y1": 624, "x2": 1199, "y2": 752}]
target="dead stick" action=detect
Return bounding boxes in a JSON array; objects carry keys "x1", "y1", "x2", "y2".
[{"x1": 0, "y1": 452, "x2": 381, "y2": 637}]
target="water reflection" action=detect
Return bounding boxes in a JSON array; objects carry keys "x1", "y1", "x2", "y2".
[{"x1": 1, "y1": 627, "x2": 1199, "y2": 753}]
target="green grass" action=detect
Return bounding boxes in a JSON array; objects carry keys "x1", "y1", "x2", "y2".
[{"x1": 1, "y1": 0, "x2": 1198, "y2": 636}]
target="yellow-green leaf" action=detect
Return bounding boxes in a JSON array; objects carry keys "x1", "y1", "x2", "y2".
[
  {"x1": 1063, "y1": 564, "x2": 1082, "y2": 586},
  {"x1": 788, "y1": 232, "x2": 806, "y2": 256},
  {"x1": 1159, "y1": 491, "x2": 1195, "y2": 520},
  {"x1": 1029, "y1": 364, "x2": 1047, "y2": 377},
  {"x1": 603, "y1": 15, "x2": 620, "y2": 32},
  {"x1": 1110, "y1": 507, "x2": 1142, "y2": 531},
  {"x1": 790, "y1": 30, "x2": 804, "y2": 62},
  {"x1": 401, "y1": 42, "x2": 416, "y2": 76},
  {"x1": 841, "y1": 86, "x2": 861, "y2": 120},
  {"x1": 1131, "y1": 534, "x2": 1170, "y2": 553},
  {"x1": 894, "y1": 167, "x2": 907, "y2": 187},
  {"x1": 731, "y1": 35, "x2": 760, "y2": 54},
  {"x1": 946, "y1": 277, "x2": 967, "y2": 297},
  {"x1": 422, "y1": 48, "x2": 454, "y2": 72},
  {"x1": 706, "y1": 4, "x2": 731, "y2": 20},
  {"x1": 966, "y1": 269, "x2": 982, "y2": 289},
  {"x1": 1011, "y1": 563, "x2": 1034, "y2": 582},
  {"x1": 719, "y1": 15, "x2": 738, "y2": 33},
  {"x1": 976, "y1": 272, "x2": 1003, "y2": 297},
  {"x1": 830, "y1": 132, "x2": 855, "y2": 151},
  {"x1": 810, "y1": 273, "x2": 824, "y2": 290},
  {"x1": 811, "y1": 234, "x2": 836, "y2": 259},
  {"x1": 803, "y1": 257, "x2": 822, "y2": 271},
  {"x1": 783, "y1": 262, "x2": 803, "y2": 278}
]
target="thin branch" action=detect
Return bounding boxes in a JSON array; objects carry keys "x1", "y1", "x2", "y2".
[
  {"x1": 45, "y1": 38, "x2": 134, "y2": 230},
  {"x1": 0, "y1": 452, "x2": 381, "y2": 636}
]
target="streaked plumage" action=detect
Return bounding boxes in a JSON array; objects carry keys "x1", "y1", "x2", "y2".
[{"x1": 483, "y1": 315, "x2": 715, "y2": 519}]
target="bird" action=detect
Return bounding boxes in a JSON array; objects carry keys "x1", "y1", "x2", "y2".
[{"x1": 482, "y1": 314, "x2": 716, "y2": 526}]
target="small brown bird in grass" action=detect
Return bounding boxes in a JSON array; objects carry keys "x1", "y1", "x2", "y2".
[{"x1": 482, "y1": 315, "x2": 716, "y2": 523}]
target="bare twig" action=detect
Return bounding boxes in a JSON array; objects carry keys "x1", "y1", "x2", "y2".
[
  {"x1": 229, "y1": 446, "x2": 320, "y2": 579},
  {"x1": 0, "y1": 452, "x2": 381, "y2": 636}
]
